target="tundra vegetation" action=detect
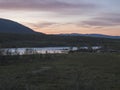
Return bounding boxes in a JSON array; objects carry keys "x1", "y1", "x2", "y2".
[
  {"x1": 0, "y1": 52, "x2": 120, "y2": 90},
  {"x1": 0, "y1": 33, "x2": 120, "y2": 50},
  {"x1": 0, "y1": 33, "x2": 120, "y2": 90}
]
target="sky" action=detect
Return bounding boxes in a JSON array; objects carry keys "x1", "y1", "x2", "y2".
[{"x1": 0, "y1": 0, "x2": 120, "y2": 36}]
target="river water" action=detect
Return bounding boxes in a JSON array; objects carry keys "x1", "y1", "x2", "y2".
[
  {"x1": 0, "y1": 46, "x2": 102, "y2": 55},
  {"x1": 0, "y1": 47, "x2": 77, "y2": 55}
]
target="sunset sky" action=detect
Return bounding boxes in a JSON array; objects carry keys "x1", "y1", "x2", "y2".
[{"x1": 0, "y1": 0, "x2": 120, "y2": 35}]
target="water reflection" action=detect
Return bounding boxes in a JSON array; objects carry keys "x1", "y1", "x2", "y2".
[
  {"x1": 0, "y1": 47, "x2": 77, "y2": 55},
  {"x1": 0, "y1": 46, "x2": 102, "y2": 55}
]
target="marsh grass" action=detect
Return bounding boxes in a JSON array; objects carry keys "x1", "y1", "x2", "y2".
[{"x1": 0, "y1": 53, "x2": 120, "y2": 90}]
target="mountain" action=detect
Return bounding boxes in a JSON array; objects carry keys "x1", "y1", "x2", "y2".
[
  {"x1": 57, "y1": 33, "x2": 120, "y2": 39},
  {"x1": 0, "y1": 18, "x2": 40, "y2": 34}
]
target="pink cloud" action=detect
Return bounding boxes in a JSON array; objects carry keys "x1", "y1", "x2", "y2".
[{"x1": 0, "y1": 0, "x2": 97, "y2": 14}]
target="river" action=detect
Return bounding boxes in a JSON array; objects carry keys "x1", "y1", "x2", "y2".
[{"x1": 0, "y1": 46, "x2": 102, "y2": 55}]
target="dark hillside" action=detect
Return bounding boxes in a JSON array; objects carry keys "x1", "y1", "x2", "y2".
[
  {"x1": 0, "y1": 18, "x2": 38, "y2": 34},
  {"x1": 0, "y1": 33, "x2": 120, "y2": 50},
  {"x1": 0, "y1": 18, "x2": 119, "y2": 49}
]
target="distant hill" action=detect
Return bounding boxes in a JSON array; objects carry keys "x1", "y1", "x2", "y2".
[
  {"x1": 57, "y1": 33, "x2": 120, "y2": 39},
  {"x1": 0, "y1": 18, "x2": 119, "y2": 49},
  {"x1": 0, "y1": 32, "x2": 119, "y2": 49},
  {"x1": 0, "y1": 18, "x2": 42, "y2": 34}
]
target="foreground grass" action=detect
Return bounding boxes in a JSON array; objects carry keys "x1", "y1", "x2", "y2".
[{"x1": 0, "y1": 53, "x2": 120, "y2": 90}]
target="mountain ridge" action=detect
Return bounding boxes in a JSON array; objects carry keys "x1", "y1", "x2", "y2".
[
  {"x1": 0, "y1": 18, "x2": 43, "y2": 34},
  {"x1": 0, "y1": 18, "x2": 119, "y2": 39},
  {"x1": 56, "y1": 33, "x2": 120, "y2": 39}
]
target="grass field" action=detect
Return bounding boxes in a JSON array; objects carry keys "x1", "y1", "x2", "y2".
[{"x1": 0, "y1": 53, "x2": 120, "y2": 90}]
